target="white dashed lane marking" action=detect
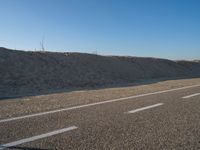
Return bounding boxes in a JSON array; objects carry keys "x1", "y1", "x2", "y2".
[
  {"x1": 125, "y1": 103, "x2": 164, "y2": 114},
  {"x1": 0, "y1": 126, "x2": 78, "y2": 150},
  {"x1": 182, "y1": 93, "x2": 200, "y2": 99}
]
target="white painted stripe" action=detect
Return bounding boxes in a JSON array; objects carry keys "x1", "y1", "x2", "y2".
[
  {"x1": 0, "y1": 126, "x2": 77, "y2": 150},
  {"x1": 0, "y1": 84, "x2": 199, "y2": 123},
  {"x1": 126, "y1": 103, "x2": 164, "y2": 114},
  {"x1": 182, "y1": 93, "x2": 200, "y2": 99}
]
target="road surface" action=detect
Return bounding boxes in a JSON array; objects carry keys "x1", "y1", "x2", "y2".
[{"x1": 0, "y1": 80, "x2": 200, "y2": 150}]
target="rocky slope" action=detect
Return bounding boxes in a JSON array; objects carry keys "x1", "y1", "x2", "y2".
[{"x1": 0, "y1": 47, "x2": 200, "y2": 98}]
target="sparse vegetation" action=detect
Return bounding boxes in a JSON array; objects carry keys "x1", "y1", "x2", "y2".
[{"x1": 40, "y1": 37, "x2": 45, "y2": 51}]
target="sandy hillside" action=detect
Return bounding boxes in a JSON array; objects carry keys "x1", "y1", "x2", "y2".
[{"x1": 0, "y1": 47, "x2": 200, "y2": 98}]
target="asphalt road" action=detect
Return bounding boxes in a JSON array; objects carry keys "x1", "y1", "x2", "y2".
[{"x1": 0, "y1": 84, "x2": 200, "y2": 150}]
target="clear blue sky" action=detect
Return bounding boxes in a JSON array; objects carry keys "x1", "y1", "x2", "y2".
[{"x1": 0, "y1": 0, "x2": 200, "y2": 60}]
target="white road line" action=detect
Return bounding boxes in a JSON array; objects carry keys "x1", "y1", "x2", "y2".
[
  {"x1": 0, "y1": 84, "x2": 199, "y2": 123},
  {"x1": 0, "y1": 126, "x2": 77, "y2": 150},
  {"x1": 126, "y1": 103, "x2": 164, "y2": 114},
  {"x1": 182, "y1": 93, "x2": 200, "y2": 99}
]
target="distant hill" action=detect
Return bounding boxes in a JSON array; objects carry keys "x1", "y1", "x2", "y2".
[{"x1": 0, "y1": 47, "x2": 200, "y2": 98}]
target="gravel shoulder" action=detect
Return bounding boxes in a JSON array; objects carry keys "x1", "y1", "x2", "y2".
[{"x1": 0, "y1": 78, "x2": 200, "y2": 119}]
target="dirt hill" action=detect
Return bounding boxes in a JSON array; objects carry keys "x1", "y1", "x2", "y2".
[{"x1": 0, "y1": 47, "x2": 200, "y2": 98}]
